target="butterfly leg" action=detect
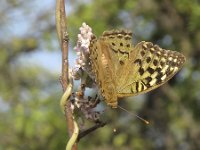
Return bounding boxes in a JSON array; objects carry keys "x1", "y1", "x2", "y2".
[
  {"x1": 73, "y1": 84, "x2": 102, "y2": 122},
  {"x1": 81, "y1": 95, "x2": 102, "y2": 122},
  {"x1": 87, "y1": 95, "x2": 101, "y2": 108}
]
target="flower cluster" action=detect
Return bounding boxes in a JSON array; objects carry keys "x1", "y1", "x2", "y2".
[
  {"x1": 70, "y1": 23, "x2": 101, "y2": 122},
  {"x1": 72, "y1": 22, "x2": 94, "y2": 80}
]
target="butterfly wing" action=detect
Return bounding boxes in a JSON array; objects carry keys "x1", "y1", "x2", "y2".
[
  {"x1": 117, "y1": 41, "x2": 186, "y2": 97},
  {"x1": 89, "y1": 35, "x2": 118, "y2": 107},
  {"x1": 100, "y1": 30, "x2": 133, "y2": 79}
]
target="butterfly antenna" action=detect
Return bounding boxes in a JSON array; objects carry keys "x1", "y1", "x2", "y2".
[{"x1": 117, "y1": 105, "x2": 149, "y2": 125}]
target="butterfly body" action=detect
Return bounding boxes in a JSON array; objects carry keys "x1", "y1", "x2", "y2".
[{"x1": 89, "y1": 30, "x2": 185, "y2": 108}]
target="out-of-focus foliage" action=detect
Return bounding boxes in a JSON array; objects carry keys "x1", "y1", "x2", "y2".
[
  {"x1": 0, "y1": 0, "x2": 200, "y2": 150},
  {"x1": 0, "y1": 1, "x2": 66, "y2": 150}
]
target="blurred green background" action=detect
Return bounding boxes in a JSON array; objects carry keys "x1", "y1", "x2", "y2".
[{"x1": 0, "y1": 0, "x2": 200, "y2": 150}]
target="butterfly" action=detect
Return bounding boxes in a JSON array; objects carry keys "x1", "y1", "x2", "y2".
[{"x1": 88, "y1": 30, "x2": 186, "y2": 108}]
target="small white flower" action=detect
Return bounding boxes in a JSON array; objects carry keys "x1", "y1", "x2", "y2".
[{"x1": 72, "y1": 22, "x2": 94, "y2": 79}]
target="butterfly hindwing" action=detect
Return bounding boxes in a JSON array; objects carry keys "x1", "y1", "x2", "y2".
[{"x1": 117, "y1": 41, "x2": 186, "y2": 97}]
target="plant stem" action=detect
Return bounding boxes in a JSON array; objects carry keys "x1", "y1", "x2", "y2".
[{"x1": 56, "y1": 0, "x2": 77, "y2": 149}]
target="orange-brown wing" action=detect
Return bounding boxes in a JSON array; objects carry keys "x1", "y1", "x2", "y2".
[{"x1": 117, "y1": 41, "x2": 186, "y2": 97}]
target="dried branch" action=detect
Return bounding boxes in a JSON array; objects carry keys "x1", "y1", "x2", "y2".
[
  {"x1": 56, "y1": 0, "x2": 77, "y2": 149},
  {"x1": 77, "y1": 122, "x2": 107, "y2": 142}
]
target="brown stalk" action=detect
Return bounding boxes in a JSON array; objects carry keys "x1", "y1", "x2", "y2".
[
  {"x1": 56, "y1": 0, "x2": 77, "y2": 149},
  {"x1": 77, "y1": 122, "x2": 107, "y2": 142}
]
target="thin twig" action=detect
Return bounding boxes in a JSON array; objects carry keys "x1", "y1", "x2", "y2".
[
  {"x1": 77, "y1": 122, "x2": 107, "y2": 142},
  {"x1": 56, "y1": 0, "x2": 77, "y2": 149}
]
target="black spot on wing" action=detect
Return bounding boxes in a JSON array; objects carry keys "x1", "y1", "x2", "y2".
[
  {"x1": 155, "y1": 67, "x2": 162, "y2": 72},
  {"x1": 145, "y1": 76, "x2": 152, "y2": 83},
  {"x1": 134, "y1": 59, "x2": 142, "y2": 66},
  {"x1": 147, "y1": 67, "x2": 154, "y2": 74},
  {"x1": 136, "y1": 82, "x2": 139, "y2": 92},
  {"x1": 139, "y1": 68, "x2": 145, "y2": 75},
  {"x1": 160, "y1": 61, "x2": 165, "y2": 67},
  {"x1": 140, "y1": 50, "x2": 145, "y2": 56},
  {"x1": 112, "y1": 42, "x2": 116, "y2": 46},
  {"x1": 146, "y1": 57, "x2": 151, "y2": 63},
  {"x1": 140, "y1": 82, "x2": 145, "y2": 91},
  {"x1": 153, "y1": 59, "x2": 158, "y2": 66},
  {"x1": 155, "y1": 67, "x2": 163, "y2": 84}
]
